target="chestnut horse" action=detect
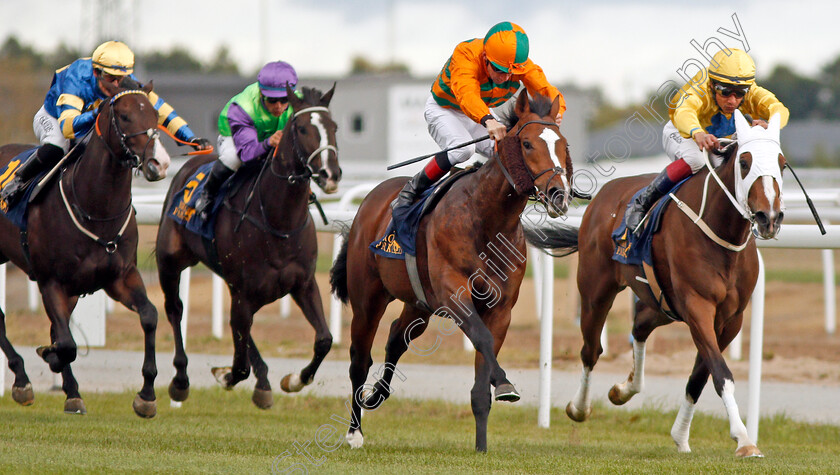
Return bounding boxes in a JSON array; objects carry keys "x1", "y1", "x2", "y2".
[
  {"x1": 528, "y1": 110, "x2": 784, "y2": 457},
  {"x1": 330, "y1": 90, "x2": 574, "y2": 452},
  {"x1": 156, "y1": 86, "x2": 340, "y2": 409},
  {"x1": 0, "y1": 82, "x2": 169, "y2": 416}
]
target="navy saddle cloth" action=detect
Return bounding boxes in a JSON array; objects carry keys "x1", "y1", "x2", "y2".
[{"x1": 0, "y1": 147, "x2": 46, "y2": 231}]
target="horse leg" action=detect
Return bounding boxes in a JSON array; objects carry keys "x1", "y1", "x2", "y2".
[
  {"x1": 247, "y1": 336, "x2": 273, "y2": 409},
  {"x1": 609, "y1": 303, "x2": 671, "y2": 405},
  {"x1": 158, "y1": 259, "x2": 190, "y2": 402},
  {"x1": 36, "y1": 283, "x2": 77, "y2": 374},
  {"x1": 345, "y1": 287, "x2": 390, "y2": 449},
  {"x1": 0, "y1": 306, "x2": 34, "y2": 405},
  {"x1": 471, "y1": 309, "x2": 513, "y2": 453},
  {"x1": 364, "y1": 305, "x2": 430, "y2": 410},
  {"x1": 567, "y1": 275, "x2": 620, "y2": 422},
  {"x1": 105, "y1": 267, "x2": 158, "y2": 418},
  {"x1": 211, "y1": 292, "x2": 254, "y2": 389},
  {"x1": 59, "y1": 364, "x2": 86, "y2": 415},
  {"x1": 448, "y1": 297, "x2": 516, "y2": 402},
  {"x1": 670, "y1": 352, "x2": 708, "y2": 453},
  {"x1": 684, "y1": 301, "x2": 760, "y2": 457},
  {"x1": 281, "y1": 276, "x2": 333, "y2": 393}
]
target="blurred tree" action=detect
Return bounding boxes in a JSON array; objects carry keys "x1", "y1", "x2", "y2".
[
  {"x1": 349, "y1": 55, "x2": 409, "y2": 75},
  {"x1": 48, "y1": 42, "x2": 82, "y2": 71},
  {"x1": 0, "y1": 35, "x2": 47, "y2": 69},
  {"x1": 819, "y1": 54, "x2": 840, "y2": 120},
  {"x1": 206, "y1": 45, "x2": 239, "y2": 75},
  {"x1": 761, "y1": 64, "x2": 822, "y2": 119},
  {"x1": 141, "y1": 46, "x2": 204, "y2": 73}
]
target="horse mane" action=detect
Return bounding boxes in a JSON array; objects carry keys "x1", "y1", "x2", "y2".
[{"x1": 497, "y1": 93, "x2": 554, "y2": 129}]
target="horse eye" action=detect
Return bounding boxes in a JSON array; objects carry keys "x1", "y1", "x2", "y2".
[
  {"x1": 740, "y1": 159, "x2": 749, "y2": 171},
  {"x1": 297, "y1": 125, "x2": 307, "y2": 134},
  {"x1": 522, "y1": 141, "x2": 533, "y2": 150}
]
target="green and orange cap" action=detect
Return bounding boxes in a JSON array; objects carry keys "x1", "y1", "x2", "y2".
[{"x1": 483, "y1": 22, "x2": 530, "y2": 74}]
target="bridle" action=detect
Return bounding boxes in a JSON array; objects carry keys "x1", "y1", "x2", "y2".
[
  {"x1": 94, "y1": 89, "x2": 159, "y2": 169},
  {"x1": 268, "y1": 105, "x2": 338, "y2": 185},
  {"x1": 496, "y1": 119, "x2": 569, "y2": 214}
]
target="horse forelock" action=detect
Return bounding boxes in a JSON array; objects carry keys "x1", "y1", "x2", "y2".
[{"x1": 497, "y1": 94, "x2": 554, "y2": 129}]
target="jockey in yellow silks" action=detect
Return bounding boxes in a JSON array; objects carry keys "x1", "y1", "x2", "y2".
[{"x1": 624, "y1": 48, "x2": 790, "y2": 234}]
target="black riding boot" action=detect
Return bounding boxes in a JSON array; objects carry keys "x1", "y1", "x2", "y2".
[
  {"x1": 390, "y1": 169, "x2": 436, "y2": 212},
  {"x1": 194, "y1": 161, "x2": 235, "y2": 219},
  {"x1": 1, "y1": 143, "x2": 64, "y2": 205},
  {"x1": 624, "y1": 169, "x2": 678, "y2": 235}
]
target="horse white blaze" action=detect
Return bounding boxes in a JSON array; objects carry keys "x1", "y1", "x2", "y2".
[
  {"x1": 153, "y1": 139, "x2": 171, "y2": 176},
  {"x1": 538, "y1": 128, "x2": 570, "y2": 202},
  {"x1": 671, "y1": 395, "x2": 696, "y2": 453},
  {"x1": 761, "y1": 175, "x2": 778, "y2": 211},
  {"x1": 312, "y1": 113, "x2": 330, "y2": 165}
]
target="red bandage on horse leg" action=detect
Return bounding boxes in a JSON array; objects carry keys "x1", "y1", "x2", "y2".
[{"x1": 665, "y1": 159, "x2": 692, "y2": 182}]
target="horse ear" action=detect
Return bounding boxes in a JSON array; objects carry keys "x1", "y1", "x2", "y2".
[
  {"x1": 549, "y1": 94, "x2": 560, "y2": 120},
  {"x1": 143, "y1": 80, "x2": 153, "y2": 94},
  {"x1": 514, "y1": 89, "x2": 530, "y2": 118},
  {"x1": 321, "y1": 82, "x2": 336, "y2": 106},
  {"x1": 734, "y1": 109, "x2": 751, "y2": 138}
]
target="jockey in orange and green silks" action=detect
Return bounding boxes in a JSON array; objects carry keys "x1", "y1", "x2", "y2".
[
  {"x1": 392, "y1": 21, "x2": 566, "y2": 213},
  {"x1": 623, "y1": 48, "x2": 790, "y2": 235}
]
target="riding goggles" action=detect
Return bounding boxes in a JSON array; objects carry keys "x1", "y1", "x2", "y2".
[{"x1": 713, "y1": 82, "x2": 750, "y2": 99}]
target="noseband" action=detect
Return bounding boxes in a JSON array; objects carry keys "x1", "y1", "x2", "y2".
[
  {"x1": 270, "y1": 105, "x2": 338, "y2": 184},
  {"x1": 94, "y1": 90, "x2": 158, "y2": 169}
]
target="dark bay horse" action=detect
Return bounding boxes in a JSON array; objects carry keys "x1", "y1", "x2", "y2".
[
  {"x1": 0, "y1": 81, "x2": 169, "y2": 416},
  {"x1": 330, "y1": 90, "x2": 574, "y2": 452},
  {"x1": 529, "y1": 110, "x2": 784, "y2": 457},
  {"x1": 156, "y1": 86, "x2": 340, "y2": 409}
]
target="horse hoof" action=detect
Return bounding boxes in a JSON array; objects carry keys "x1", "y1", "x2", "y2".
[
  {"x1": 280, "y1": 373, "x2": 305, "y2": 393},
  {"x1": 132, "y1": 394, "x2": 157, "y2": 419},
  {"x1": 64, "y1": 398, "x2": 87, "y2": 415},
  {"x1": 168, "y1": 381, "x2": 190, "y2": 402},
  {"x1": 252, "y1": 388, "x2": 274, "y2": 409},
  {"x1": 211, "y1": 367, "x2": 234, "y2": 390},
  {"x1": 494, "y1": 383, "x2": 520, "y2": 402},
  {"x1": 12, "y1": 383, "x2": 34, "y2": 406},
  {"x1": 345, "y1": 430, "x2": 364, "y2": 449},
  {"x1": 735, "y1": 445, "x2": 764, "y2": 458},
  {"x1": 608, "y1": 385, "x2": 632, "y2": 406},
  {"x1": 565, "y1": 401, "x2": 590, "y2": 422}
]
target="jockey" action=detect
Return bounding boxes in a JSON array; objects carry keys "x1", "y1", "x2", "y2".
[
  {"x1": 391, "y1": 21, "x2": 566, "y2": 212},
  {"x1": 624, "y1": 48, "x2": 790, "y2": 234},
  {"x1": 0, "y1": 40, "x2": 211, "y2": 204},
  {"x1": 193, "y1": 61, "x2": 299, "y2": 219}
]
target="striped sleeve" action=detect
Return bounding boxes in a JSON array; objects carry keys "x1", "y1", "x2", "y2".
[{"x1": 148, "y1": 91, "x2": 195, "y2": 142}]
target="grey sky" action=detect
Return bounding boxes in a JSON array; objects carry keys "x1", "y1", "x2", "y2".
[{"x1": 1, "y1": 0, "x2": 836, "y2": 105}]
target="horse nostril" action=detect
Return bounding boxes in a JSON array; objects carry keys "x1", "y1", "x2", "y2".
[{"x1": 754, "y1": 211, "x2": 770, "y2": 227}]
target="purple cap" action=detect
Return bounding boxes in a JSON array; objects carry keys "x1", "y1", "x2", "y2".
[{"x1": 257, "y1": 61, "x2": 298, "y2": 98}]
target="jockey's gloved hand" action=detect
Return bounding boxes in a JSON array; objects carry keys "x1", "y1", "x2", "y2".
[{"x1": 190, "y1": 137, "x2": 212, "y2": 151}]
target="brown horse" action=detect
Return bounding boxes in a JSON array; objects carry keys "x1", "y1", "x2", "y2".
[
  {"x1": 0, "y1": 81, "x2": 168, "y2": 416},
  {"x1": 528, "y1": 110, "x2": 785, "y2": 457},
  {"x1": 156, "y1": 86, "x2": 340, "y2": 409},
  {"x1": 330, "y1": 90, "x2": 574, "y2": 452}
]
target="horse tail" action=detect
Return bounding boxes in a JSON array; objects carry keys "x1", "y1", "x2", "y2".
[
  {"x1": 329, "y1": 231, "x2": 350, "y2": 303},
  {"x1": 522, "y1": 221, "x2": 579, "y2": 257}
]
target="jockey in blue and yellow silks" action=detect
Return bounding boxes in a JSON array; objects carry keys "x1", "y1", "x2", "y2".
[
  {"x1": 391, "y1": 21, "x2": 566, "y2": 212},
  {"x1": 0, "y1": 40, "x2": 211, "y2": 204},
  {"x1": 624, "y1": 48, "x2": 790, "y2": 234}
]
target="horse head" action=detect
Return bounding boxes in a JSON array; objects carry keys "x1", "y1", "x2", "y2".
[
  {"x1": 99, "y1": 80, "x2": 171, "y2": 181},
  {"x1": 284, "y1": 84, "x2": 341, "y2": 194},
  {"x1": 733, "y1": 110, "x2": 785, "y2": 239},
  {"x1": 498, "y1": 89, "x2": 572, "y2": 218}
]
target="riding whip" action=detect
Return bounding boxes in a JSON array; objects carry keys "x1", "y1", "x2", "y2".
[
  {"x1": 386, "y1": 135, "x2": 490, "y2": 170},
  {"x1": 785, "y1": 162, "x2": 826, "y2": 235}
]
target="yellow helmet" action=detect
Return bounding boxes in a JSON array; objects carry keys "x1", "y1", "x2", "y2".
[
  {"x1": 708, "y1": 48, "x2": 755, "y2": 87},
  {"x1": 92, "y1": 41, "x2": 134, "y2": 76}
]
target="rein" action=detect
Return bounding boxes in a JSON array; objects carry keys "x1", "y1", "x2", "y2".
[{"x1": 668, "y1": 148, "x2": 752, "y2": 252}]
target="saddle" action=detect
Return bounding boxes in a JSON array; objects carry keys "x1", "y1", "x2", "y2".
[{"x1": 370, "y1": 166, "x2": 479, "y2": 311}]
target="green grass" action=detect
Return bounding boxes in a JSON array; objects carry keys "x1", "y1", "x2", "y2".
[{"x1": 1, "y1": 389, "x2": 838, "y2": 474}]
